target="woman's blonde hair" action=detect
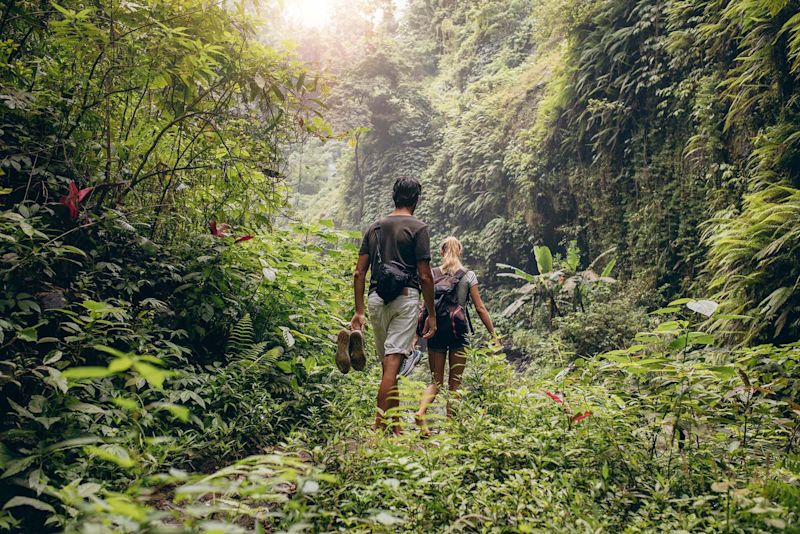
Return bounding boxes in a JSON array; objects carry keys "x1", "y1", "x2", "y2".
[{"x1": 440, "y1": 236, "x2": 464, "y2": 275}]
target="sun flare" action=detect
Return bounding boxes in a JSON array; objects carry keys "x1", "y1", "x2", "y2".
[{"x1": 283, "y1": 0, "x2": 335, "y2": 29}]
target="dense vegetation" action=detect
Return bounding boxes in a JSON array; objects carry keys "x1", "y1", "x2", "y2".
[
  {"x1": 1, "y1": 0, "x2": 799, "y2": 532},
  {"x1": 290, "y1": 0, "x2": 800, "y2": 344},
  {"x1": 0, "y1": 1, "x2": 351, "y2": 530}
]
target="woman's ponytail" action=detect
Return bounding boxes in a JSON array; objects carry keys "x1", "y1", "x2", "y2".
[{"x1": 440, "y1": 236, "x2": 464, "y2": 275}]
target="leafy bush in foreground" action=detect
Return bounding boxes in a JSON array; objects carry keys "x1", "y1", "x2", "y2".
[
  {"x1": 0, "y1": 205, "x2": 355, "y2": 531},
  {"x1": 291, "y1": 308, "x2": 798, "y2": 532}
]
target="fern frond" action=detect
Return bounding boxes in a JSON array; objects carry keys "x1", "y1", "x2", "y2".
[{"x1": 227, "y1": 313, "x2": 254, "y2": 356}]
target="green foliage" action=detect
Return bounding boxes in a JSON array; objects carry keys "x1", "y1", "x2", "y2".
[
  {"x1": 533, "y1": 244, "x2": 553, "y2": 274},
  {"x1": 704, "y1": 171, "x2": 800, "y2": 345},
  {"x1": 498, "y1": 244, "x2": 618, "y2": 329},
  {"x1": 1, "y1": 0, "x2": 325, "y2": 237},
  {"x1": 555, "y1": 291, "x2": 651, "y2": 358},
  {"x1": 286, "y1": 0, "x2": 800, "y2": 347},
  {"x1": 0, "y1": 187, "x2": 355, "y2": 530},
  {"x1": 0, "y1": 2, "x2": 351, "y2": 529},
  {"x1": 52, "y1": 454, "x2": 333, "y2": 531},
  {"x1": 287, "y1": 330, "x2": 799, "y2": 532},
  {"x1": 4, "y1": 0, "x2": 800, "y2": 531}
]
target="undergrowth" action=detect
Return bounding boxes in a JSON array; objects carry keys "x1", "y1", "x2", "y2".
[
  {"x1": 294, "y1": 332, "x2": 799, "y2": 533},
  {"x1": 0, "y1": 210, "x2": 357, "y2": 531}
]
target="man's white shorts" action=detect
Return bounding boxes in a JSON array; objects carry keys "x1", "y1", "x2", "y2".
[{"x1": 368, "y1": 288, "x2": 419, "y2": 358}]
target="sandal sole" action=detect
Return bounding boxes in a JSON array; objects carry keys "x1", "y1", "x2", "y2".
[
  {"x1": 335, "y1": 329, "x2": 351, "y2": 374},
  {"x1": 349, "y1": 330, "x2": 366, "y2": 371}
]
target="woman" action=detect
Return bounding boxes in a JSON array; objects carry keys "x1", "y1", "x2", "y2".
[{"x1": 415, "y1": 236, "x2": 498, "y2": 435}]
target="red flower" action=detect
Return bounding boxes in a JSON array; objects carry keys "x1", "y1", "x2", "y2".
[
  {"x1": 572, "y1": 411, "x2": 591, "y2": 423},
  {"x1": 545, "y1": 391, "x2": 564, "y2": 404},
  {"x1": 59, "y1": 181, "x2": 93, "y2": 219},
  {"x1": 210, "y1": 221, "x2": 253, "y2": 244},
  {"x1": 209, "y1": 220, "x2": 231, "y2": 237}
]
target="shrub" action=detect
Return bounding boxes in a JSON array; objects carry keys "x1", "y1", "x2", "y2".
[
  {"x1": 555, "y1": 294, "x2": 651, "y2": 357},
  {"x1": 0, "y1": 205, "x2": 355, "y2": 530},
  {"x1": 508, "y1": 329, "x2": 571, "y2": 369}
]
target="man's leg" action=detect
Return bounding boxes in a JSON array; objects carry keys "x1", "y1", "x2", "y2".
[
  {"x1": 368, "y1": 293, "x2": 388, "y2": 430},
  {"x1": 376, "y1": 353, "x2": 403, "y2": 432},
  {"x1": 375, "y1": 291, "x2": 419, "y2": 433},
  {"x1": 388, "y1": 358, "x2": 402, "y2": 431}
]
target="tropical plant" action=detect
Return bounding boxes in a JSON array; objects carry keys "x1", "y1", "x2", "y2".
[
  {"x1": 704, "y1": 178, "x2": 800, "y2": 344},
  {"x1": 498, "y1": 244, "x2": 617, "y2": 328},
  {"x1": 1, "y1": 0, "x2": 326, "y2": 238}
]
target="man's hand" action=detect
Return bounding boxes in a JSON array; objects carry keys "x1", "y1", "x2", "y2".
[
  {"x1": 350, "y1": 312, "x2": 366, "y2": 332},
  {"x1": 421, "y1": 315, "x2": 437, "y2": 339},
  {"x1": 490, "y1": 334, "x2": 503, "y2": 351},
  {"x1": 417, "y1": 260, "x2": 436, "y2": 339}
]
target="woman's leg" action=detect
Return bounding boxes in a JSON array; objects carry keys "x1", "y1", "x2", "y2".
[
  {"x1": 446, "y1": 348, "x2": 467, "y2": 417},
  {"x1": 415, "y1": 349, "x2": 446, "y2": 433}
]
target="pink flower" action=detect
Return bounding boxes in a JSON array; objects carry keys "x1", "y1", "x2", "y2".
[
  {"x1": 544, "y1": 391, "x2": 564, "y2": 404},
  {"x1": 59, "y1": 181, "x2": 93, "y2": 219},
  {"x1": 572, "y1": 411, "x2": 591, "y2": 423},
  {"x1": 234, "y1": 235, "x2": 254, "y2": 243}
]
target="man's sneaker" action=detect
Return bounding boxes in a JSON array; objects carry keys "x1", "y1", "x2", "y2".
[
  {"x1": 399, "y1": 349, "x2": 423, "y2": 377},
  {"x1": 335, "y1": 329, "x2": 351, "y2": 374},
  {"x1": 349, "y1": 330, "x2": 366, "y2": 371}
]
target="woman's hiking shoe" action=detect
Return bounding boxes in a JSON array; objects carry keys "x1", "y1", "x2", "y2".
[
  {"x1": 349, "y1": 330, "x2": 366, "y2": 371},
  {"x1": 399, "y1": 349, "x2": 423, "y2": 377},
  {"x1": 335, "y1": 329, "x2": 351, "y2": 374}
]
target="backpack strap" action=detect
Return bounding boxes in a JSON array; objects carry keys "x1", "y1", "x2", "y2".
[
  {"x1": 436, "y1": 268, "x2": 465, "y2": 283},
  {"x1": 374, "y1": 224, "x2": 384, "y2": 267},
  {"x1": 460, "y1": 270, "x2": 474, "y2": 334}
]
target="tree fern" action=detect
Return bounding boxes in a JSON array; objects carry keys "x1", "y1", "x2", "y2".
[{"x1": 704, "y1": 181, "x2": 800, "y2": 342}]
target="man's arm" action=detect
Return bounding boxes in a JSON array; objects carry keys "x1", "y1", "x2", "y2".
[
  {"x1": 350, "y1": 254, "x2": 370, "y2": 331},
  {"x1": 417, "y1": 259, "x2": 437, "y2": 338}
]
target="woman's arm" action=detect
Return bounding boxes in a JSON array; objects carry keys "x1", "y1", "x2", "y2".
[{"x1": 469, "y1": 284, "x2": 497, "y2": 338}]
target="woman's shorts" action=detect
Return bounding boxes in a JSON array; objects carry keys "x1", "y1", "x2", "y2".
[{"x1": 427, "y1": 327, "x2": 469, "y2": 352}]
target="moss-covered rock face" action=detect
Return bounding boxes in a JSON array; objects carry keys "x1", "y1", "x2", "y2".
[{"x1": 288, "y1": 0, "x2": 800, "y2": 343}]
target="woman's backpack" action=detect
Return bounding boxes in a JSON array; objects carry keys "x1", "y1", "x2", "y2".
[{"x1": 417, "y1": 268, "x2": 471, "y2": 338}]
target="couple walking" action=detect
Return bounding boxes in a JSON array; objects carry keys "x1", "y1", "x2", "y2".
[{"x1": 338, "y1": 176, "x2": 498, "y2": 435}]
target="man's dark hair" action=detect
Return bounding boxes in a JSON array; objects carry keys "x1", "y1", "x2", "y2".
[{"x1": 392, "y1": 176, "x2": 422, "y2": 209}]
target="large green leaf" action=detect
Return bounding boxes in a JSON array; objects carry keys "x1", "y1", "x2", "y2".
[
  {"x1": 62, "y1": 367, "x2": 114, "y2": 380},
  {"x1": 533, "y1": 245, "x2": 553, "y2": 274},
  {"x1": 2, "y1": 496, "x2": 55, "y2": 513}
]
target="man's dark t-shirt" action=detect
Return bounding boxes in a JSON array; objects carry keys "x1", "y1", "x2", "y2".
[{"x1": 359, "y1": 215, "x2": 431, "y2": 294}]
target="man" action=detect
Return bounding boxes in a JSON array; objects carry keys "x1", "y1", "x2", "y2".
[{"x1": 351, "y1": 176, "x2": 437, "y2": 433}]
